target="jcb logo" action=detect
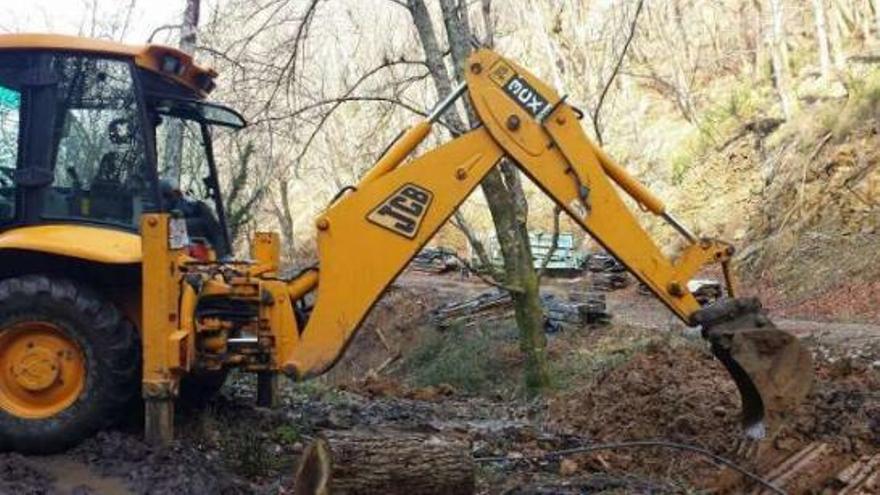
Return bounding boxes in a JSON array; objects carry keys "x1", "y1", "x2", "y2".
[{"x1": 367, "y1": 184, "x2": 433, "y2": 239}]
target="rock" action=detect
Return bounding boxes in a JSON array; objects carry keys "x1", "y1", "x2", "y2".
[{"x1": 559, "y1": 458, "x2": 579, "y2": 476}]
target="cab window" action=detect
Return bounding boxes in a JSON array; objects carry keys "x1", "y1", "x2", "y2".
[
  {"x1": 46, "y1": 56, "x2": 149, "y2": 227},
  {"x1": 0, "y1": 56, "x2": 22, "y2": 222}
]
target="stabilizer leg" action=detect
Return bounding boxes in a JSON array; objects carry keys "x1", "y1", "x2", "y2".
[
  {"x1": 257, "y1": 371, "x2": 280, "y2": 408},
  {"x1": 144, "y1": 396, "x2": 174, "y2": 446}
]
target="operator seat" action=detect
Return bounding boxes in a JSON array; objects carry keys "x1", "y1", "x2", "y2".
[{"x1": 90, "y1": 119, "x2": 135, "y2": 221}]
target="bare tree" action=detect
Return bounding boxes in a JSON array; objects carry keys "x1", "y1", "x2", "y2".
[
  {"x1": 767, "y1": 0, "x2": 796, "y2": 119},
  {"x1": 828, "y1": 0, "x2": 847, "y2": 70},
  {"x1": 812, "y1": 0, "x2": 832, "y2": 80},
  {"x1": 223, "y1": 140, "x2": 269, "y2": 244},
  {"x1": 590, "y1": 0, "x2": 645, "y2": 146},
  {"x1": 407, "y1": 0, "x2": 551, "y2": 394},
  {"x1": 872, "y1": 0, "x2": 880, "y2": 37},
  {"x1": 163, "y1": 0, "x2": 201, "y2": 184}
]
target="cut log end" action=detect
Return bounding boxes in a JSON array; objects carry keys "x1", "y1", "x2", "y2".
[
  {"x1": 294, "y1": 430, "x2": 474, "y2": 495},
  {"x1": 294, "y1": 438, "x2": 332, "y2": 495}
]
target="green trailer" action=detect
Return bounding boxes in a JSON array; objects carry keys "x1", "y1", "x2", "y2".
[{"x1": 479, "y1": 231, "x2": 587, "y2": 277}]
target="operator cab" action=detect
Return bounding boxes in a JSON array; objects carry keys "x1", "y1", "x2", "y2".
[{"x1": 0, "y1": 35, "x2": 245, "y2": 258}]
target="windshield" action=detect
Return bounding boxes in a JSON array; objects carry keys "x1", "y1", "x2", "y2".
[
  {"x1": 153, "y1": 98, "x2": 245, "y2": 129},
  {"x1": 154, "y1": 115, "x2": 210, "y2": 196},
  {"x1": 151, "y1": 97, "x2": 236, "y2": 255}
]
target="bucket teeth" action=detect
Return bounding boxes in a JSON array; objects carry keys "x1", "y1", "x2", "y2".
[{"x1": 695, "y1": 297, "x2": 814, "y2": 437}]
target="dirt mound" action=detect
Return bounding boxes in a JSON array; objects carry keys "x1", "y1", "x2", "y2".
[
  {"x1": 788, "y1": 361, "x2": 880, "y2": 453},
  {"x1": 549, "y1": 340, "x2": 741, "y2": 477},
  {"x1": 548, "y1": 336, "x2": 880, "y2": 492},
  {"x1": 324, "y1": 283, "x2": 436, "y2": 385}
]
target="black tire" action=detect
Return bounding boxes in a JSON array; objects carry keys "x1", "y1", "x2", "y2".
[{"x1": 0, "y1": 275, "x2": 140, "y2": 454}]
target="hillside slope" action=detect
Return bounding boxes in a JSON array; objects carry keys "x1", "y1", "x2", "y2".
[{"x1": 662, "y1": 83, "x2": 880, "y2": 322}]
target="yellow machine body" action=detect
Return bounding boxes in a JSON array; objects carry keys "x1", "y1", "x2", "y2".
[
  {"x1": 0, "y1": 35, "x2": 812, "y2": 450},
  {"x1": 0, "y1": 225, "x2": 141, "y2": 264},
  {"x1": 0, "y1": 34, "x2": 217, "y2": 97},
  {"x1": 133, "y1": 49, "x2": 810, "y2": 444}
]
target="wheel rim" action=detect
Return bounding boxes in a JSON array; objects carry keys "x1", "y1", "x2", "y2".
[{"x1": 0, "y1": 321, "x2": 86, "y2": 419}]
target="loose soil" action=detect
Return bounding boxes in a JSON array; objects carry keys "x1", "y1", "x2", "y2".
[{"x1": 2, "y1": 273, "x2": 878, "y2": 494}]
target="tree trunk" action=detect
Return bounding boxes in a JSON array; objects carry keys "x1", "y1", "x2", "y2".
[
  {"x1": 767, "y1": 0, "x2": 796, "y2": 120},
  {"x1": 812, "y1": 0, "x2": 833, "y2": 79},
  {"x1": 750, "y1": 0, "x2": 769, "y2": 79},
  {"x1": 860, "y1": 1, "x2": 874, "y2": 42},
  {"x1": 294, "y1": 430, "x2": 474, "y2": 495},
  {"x1": 441, "y1": 0, "x2": 551, "y2": 394},
  {"x1": 872, "y1": 0, "x2": 880, "y2": 38},
  {"x1": 275, "y1": 176, "x2": 296, "y2": 260},
  {"x1": 828, "y1": 0, "x2": 847, "y2": 69},
  {"x1": 180, "y1": 0, "x2": 200, "y2": 53},
  {"x1": 406, "y1": 0, "x2": 551, "y2": 394},
  {"x1": 528, "y1": 0, "x2": 567, "y2": 96},
  {"x1": 163, "y1": 0, "x2": 201, "y2": 184}
]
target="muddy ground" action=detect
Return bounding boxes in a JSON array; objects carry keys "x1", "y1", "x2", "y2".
[{"x1": 1, "y1": 272, "x2": 878, "y2": 494}]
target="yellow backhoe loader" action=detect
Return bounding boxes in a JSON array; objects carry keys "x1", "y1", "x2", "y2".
[{"x1": 0, "y1": 34, "x2": 813, "y2": 454}]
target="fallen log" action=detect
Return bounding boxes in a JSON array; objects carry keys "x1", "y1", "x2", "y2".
[{"x1": 294, "y1": 430, "x2": 474, "y2": 495}]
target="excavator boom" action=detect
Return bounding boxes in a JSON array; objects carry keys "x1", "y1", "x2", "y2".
[
  {"x1": 133, "y1": 48, "x2": 812, "y2": 445},
  {"x1": 276, "y1": 49, "x2": 813, "y2": 437},
  {"x1": 0, "y1": 35, "x2": 813, "y2": 452}
]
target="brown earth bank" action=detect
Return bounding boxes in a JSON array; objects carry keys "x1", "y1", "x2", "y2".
[
  {"x1": 2, "y1": 273, "x2": 878, "y2": 494},
  {"x1": 546, "y1": 333, "x2": 880, "y2": 493}
]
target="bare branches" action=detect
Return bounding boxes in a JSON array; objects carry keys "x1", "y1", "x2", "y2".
[
  {"x1": 253, "y1": 95, "x2": 431, "y2": 126},
  {"x1": 536, "y1": 207, "x2": 561, "y2": 280},
  {"x1": 196, "y1": 44, "x2": 247, "y2": 71},
  {"x1": 454, "y1": 253, "x2": 524, "y2": 294},
  {"x1": 116, "y1": 0, "x2": 138, "y2": 42},
  {"x1": 147, "y1": 24, "x2": 182, "y2": 43},
  {"x1": 262, "y1": 0, "x2": 321, "y2": 114},
  {"x1": 450, "y1": 211, "x2": 502, "y2": 279},
  {"x1": 284, "y1": 57, "x2": 433, "y2": 172},
  {"x1": 481, "y1": 0, "x2": 494, "y2": 48},
  {"x1": 407, "y1": 0, "x2": 469, "y2": 133},
  {"x1": 289, "y1": 91, "x2": 442, "y2": 174},
  {"x1": 386, "y1": 0, "x2": 410, "y2": 10},
  {"x1": 591, "y1": 0, "x2": 645, "y2": 146}
]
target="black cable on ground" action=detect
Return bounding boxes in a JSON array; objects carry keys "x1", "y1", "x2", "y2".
[{"x1": 474, "y1": 440, "x2": 785, "y2": 495}]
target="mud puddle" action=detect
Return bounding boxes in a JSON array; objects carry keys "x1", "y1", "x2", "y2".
[{"x1": 42, "y1": 456, "x2": 133, "y2": 495}]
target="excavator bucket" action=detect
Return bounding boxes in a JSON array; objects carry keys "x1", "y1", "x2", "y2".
[{"x1": 694, "y1": 298, "x2": 814, "y2": 439}]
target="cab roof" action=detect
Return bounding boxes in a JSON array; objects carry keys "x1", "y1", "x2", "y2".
[{"x1": 0, "y1": 33, "x2": 217, "y2": 97}]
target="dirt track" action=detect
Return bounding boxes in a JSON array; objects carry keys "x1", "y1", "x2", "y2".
[{"x1": 1, "y1": 272, "x2": 878, "y2": 494}]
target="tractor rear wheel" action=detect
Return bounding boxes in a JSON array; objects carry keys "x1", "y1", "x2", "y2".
[{"x1": 0, "y1": 275, "x2": 140, "y2": 454}]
